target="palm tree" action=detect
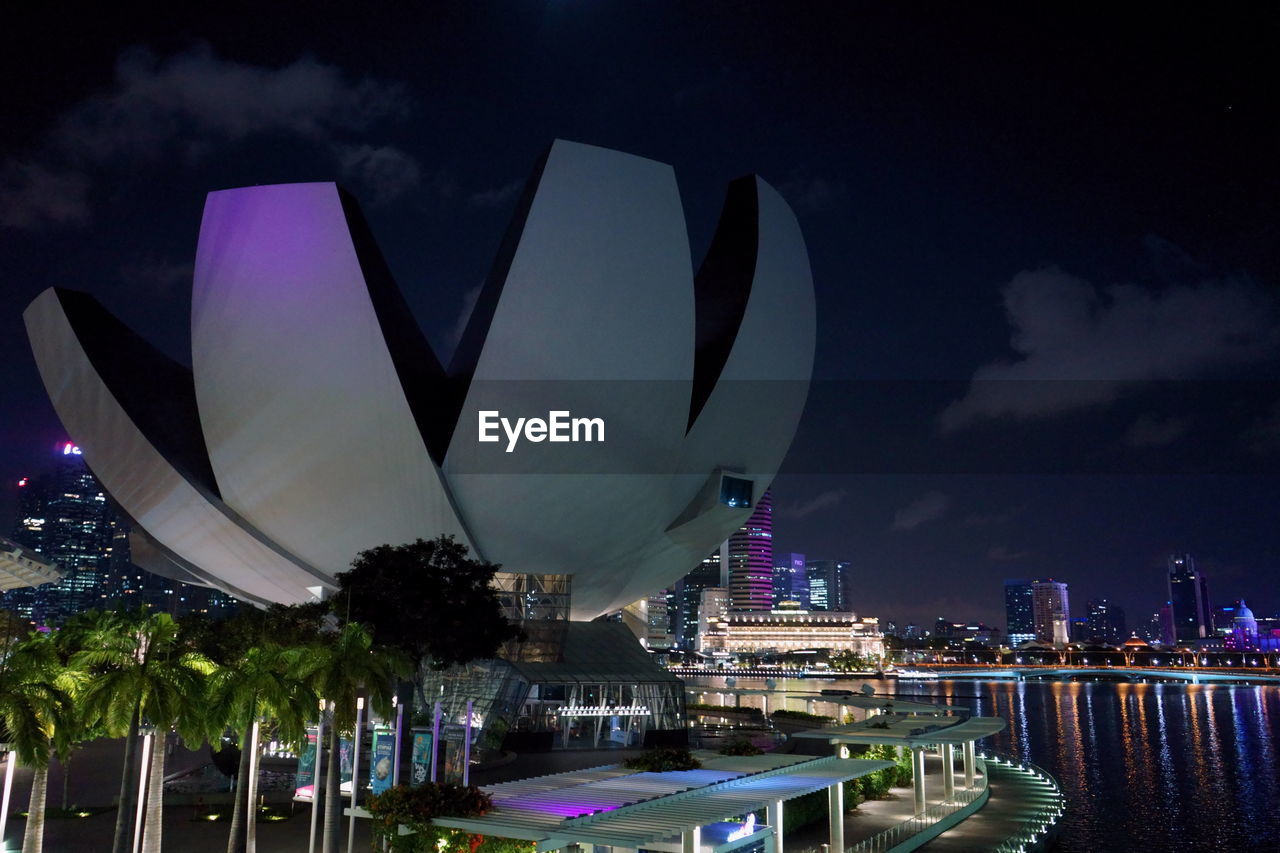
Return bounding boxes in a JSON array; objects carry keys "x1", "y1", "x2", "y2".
[
  {"x1": 69, "y1": 608, "x2": 215, "y2": 853},
  {"x1": 208, "y1": 643, "x2": 318, "y2": 853},
  {"x1": 305, "y1": 623, "x2": 409, "y2": 853},
  {"x1": 0, "y1": 632, "x2": 76, "y2": 853}
]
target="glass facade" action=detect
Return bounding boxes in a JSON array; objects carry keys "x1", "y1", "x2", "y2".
[{"x1": 418, "y1": 622, "x2": 686, "y2": 760}]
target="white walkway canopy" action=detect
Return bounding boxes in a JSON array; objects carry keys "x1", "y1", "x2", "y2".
[
  {"x1": 791, "y1": 715, "x2": 1006, "y2": 748},
  {"x1": 433, "y1": 751, "x2": 892, "y2": 851},
  {"x1": 0, "y1": 536, "x2": 60, "y2": 591}
]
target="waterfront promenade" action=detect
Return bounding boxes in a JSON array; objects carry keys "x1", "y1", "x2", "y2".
[{"x1": 2, "y1": 739, "x2": 1057, "y2": 852}]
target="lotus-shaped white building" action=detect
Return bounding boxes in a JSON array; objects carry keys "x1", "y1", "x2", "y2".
[{"x1": 24, "y1": 140, "x2": 814, "y2": 620}]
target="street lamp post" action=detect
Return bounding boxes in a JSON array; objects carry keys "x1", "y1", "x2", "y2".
[
  {"x1": 309, "y1": 699, "x2": 325, "y2": 853},
  {"x1": 347, "y1": 697, "x2": 365, "y2": 853}
]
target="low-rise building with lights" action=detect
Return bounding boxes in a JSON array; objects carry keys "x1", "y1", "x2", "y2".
[{"x1": 718, "y1": 607, "x2": 885, "y2": 658}]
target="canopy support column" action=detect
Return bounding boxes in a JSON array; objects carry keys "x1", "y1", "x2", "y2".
[
  {"x1": 912, "y1": 746, "x2": 927, "y2": 814},
  {"x1": 768, "y1": 798, "x2": 784, "y2": 852},
  {"x1": 828, "y1": 780, "x2": 844, "y2": 853},
  {"x1": 681, "y1": 826, "x2": 700, "y2": 853},
  {"x1": 963, "y1": 740, "x2": 975, "y2": 789},
  {"x1": 942, "y1": 743, "x2": 955, "y2": 801}
]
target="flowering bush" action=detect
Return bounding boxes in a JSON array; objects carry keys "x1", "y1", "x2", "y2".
[{"x1": 366, "y1": 783, "x2": 533, "y2": 853}]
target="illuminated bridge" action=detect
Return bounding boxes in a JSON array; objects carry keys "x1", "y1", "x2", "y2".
[{"x1": 899, "y1": 666, "x2": 1280, "y2": 685}]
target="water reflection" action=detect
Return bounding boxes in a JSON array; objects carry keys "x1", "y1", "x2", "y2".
[{"x1": 681, "y1": 673, "x2": 1280, "y2": 850}]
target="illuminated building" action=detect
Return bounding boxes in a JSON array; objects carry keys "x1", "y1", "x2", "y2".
[
  {"x1": 772, "y1": 552, "x2": 807, "y2": 607},
  {"x1": 1004, "y1": 580, "x2": 1035, "y2": 647},
  {"x1": 1167, "y1": 554, "x2": 1213, "y2": 642},
  {"x1": 806, "y1": 559, "x2": 852, "y2": 611},
  {"x1": 1086, "y1": 598, "x2": 1126, "y2": 645},
  {"x1": 1031, "y1": 579, "x2": 1070, "y2": 646},
  {"x1": 673, "y1": 547, "x2": 726, "y2": 649},
  {"x1": 26, "y1": 141, "x2": 815, "y2": 622},
  {"x1": 4, "y1": 442, "x2": 118, "y2": 622},
  {"x1": 5, "y1": 442, "x2": 239, "y2": 623},
  {"x1": 696, "y1": 587, "x2": 730, "y2": 653},
  {"x1": 1229, "y1": 600, "x2": 1259, "y2": 650},
  {"x1": 643, "y1": 590, "x2": 673, "y2": 650},
  {"x1": 719, "y1": 608, "x2": 884, "y2": 657},
  {"x1": 25, "y1": 141, "x2": 817, "y2": 752},
  {"x1": 728, "y1": 490, "x2": 773, "y2": 611}
]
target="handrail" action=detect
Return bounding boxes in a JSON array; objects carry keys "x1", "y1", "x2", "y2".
[
  {"x1": 845, "y1": 755, "x2": 989, "y2": 853},
  {"x1": 976, "y1": 750, "x2": 1066, "y2": 853}
]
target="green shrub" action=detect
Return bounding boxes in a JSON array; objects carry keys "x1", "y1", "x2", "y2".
[
  {"x1": 770, "y1": 709, "x2": 835, "y2": 724},
  {"x1": 719, "y1": 738, "x2": 765, "y2": 756},
  {"x1": 623, "y1": 746, "x2": 703, "y2": 772},
  {"x1": 687, "y1": 703, "x2": 763, "y2": 716}
]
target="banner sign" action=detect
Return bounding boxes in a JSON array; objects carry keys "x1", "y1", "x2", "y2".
[
  {"x1": 370, "y1": 727, "x2": 395, "y2": 795},
  {"x1": 294, "y1": 729, "x2": 319, "y2": 799},
  {"x1": 410, "y1": 732, "x2": 433, "y2": 786}
]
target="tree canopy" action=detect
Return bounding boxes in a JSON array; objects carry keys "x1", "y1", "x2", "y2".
[{"x1": 332, "y1": 536, "x2": 521, "y2": 670}]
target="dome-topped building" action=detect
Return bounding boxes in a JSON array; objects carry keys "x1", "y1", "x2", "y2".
[{"x1": 1231, "y1": 599, "x2": 1259, "y2": 650}]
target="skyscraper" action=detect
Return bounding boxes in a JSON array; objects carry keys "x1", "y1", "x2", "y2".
[
  {"x1": 672, "y1": 547, "x2": 726, "y2": 649},
  {"x1": 1004, "y1": 580, "x2": 1035, "y2": 647},
  {"x1": 6, "y1": 442, "x2": 120, "y2": 623},
  {"x1": 1167, "y1": 554, "x2": 1212, "y2": 643},
  {"x1": 1086, "y1": 598, "x2": 1127, "y2": 645},
  {"x1": 772, "y1": 553, "x2": 807, "y2": 607},
  {"x1": 727, "y1": 490, "x2": 773, "y2": 611},
  {"x1": 5, "y1": 442, "x2": 239, "y2": 624},
  {"x1": 1031, "y1": 579, "x2": 1070, "y2": 646},
  {"x1": 806, "y1": 559, "x2": 852, "y2": 611}
]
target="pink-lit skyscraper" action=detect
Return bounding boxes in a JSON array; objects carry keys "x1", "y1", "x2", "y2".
[{"x1": 728, "y1": 489, "x2": 773, "y2": 611}]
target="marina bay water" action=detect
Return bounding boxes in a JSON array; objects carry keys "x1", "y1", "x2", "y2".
[{"x1": 683, "y1": 674, "x2": 1280, "y2": 851}]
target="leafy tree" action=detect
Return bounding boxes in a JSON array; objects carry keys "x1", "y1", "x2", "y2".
[
  {"x1": 303, "y1": 623, "x2": 410, "y2": 853},
  {"x1": 179, "y1": 602, "x2": 329, "y2": 663},
  {"x1": 332, "y1": 537, "x2": 520, "y2": 671},
  {"x1": 208, "y1": 643, "x2": 318, "y2": 853}
]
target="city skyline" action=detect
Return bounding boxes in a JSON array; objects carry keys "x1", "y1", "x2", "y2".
[{"x1": 2, "y1": 5, "x2": 1278, "y2": 627}]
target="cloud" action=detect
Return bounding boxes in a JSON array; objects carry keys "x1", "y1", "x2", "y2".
[
  {"x1": 777, "y1": 173, "x2": 845, "y2": 213},
  {"x1": 1, "y1": 44, "x2": 417, "y2": 228},
  {"x1": 118, "y1": 257, "x2": 194, "y2": 294},
  {"x1": 468, "y1": 179, "x2": 523, "y2": 210},
  {"x1": 335, "y1": 144, "x2": 421, "y2": 205},
  {"x1": 987, "y1": 545, "x2": 1031, "y2": 561},
  {"x1": 1124, "y1": 414, "x2": 1192, "y2": 448},
  {"x1": 890, "y1": 491, "x2": 950, "y2": 531},
  {"x1": 778, "y1": 489, "x2": 847, "y2": 519},
  {"x1": 0, "y1": 161, "x2": 90, "y2": 228},
  {"x1": 961, "y1": 506, "x2": 1023, "y2": 527},
  {"x1": 941, "y1": 266, "x2": 1279, "y2": 430}
]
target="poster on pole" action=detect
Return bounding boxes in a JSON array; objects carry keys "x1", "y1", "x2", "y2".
[
  {"x1": 338, "y1": 737, "x2": 354, "y2": 795},
  {"x1": 410, "y1": 731, "x2": 433, "y2": 786},
  {"x1": 370, "y1": 727, "x2": 395, "y2": 795},
  {"x1": 294, "y1": 729, "x2": 318, "y2": 799}
]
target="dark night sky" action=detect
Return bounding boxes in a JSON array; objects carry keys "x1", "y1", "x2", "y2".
[{"x1": 3, "y1": 2, "x2": 1279, "y2": 628}]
